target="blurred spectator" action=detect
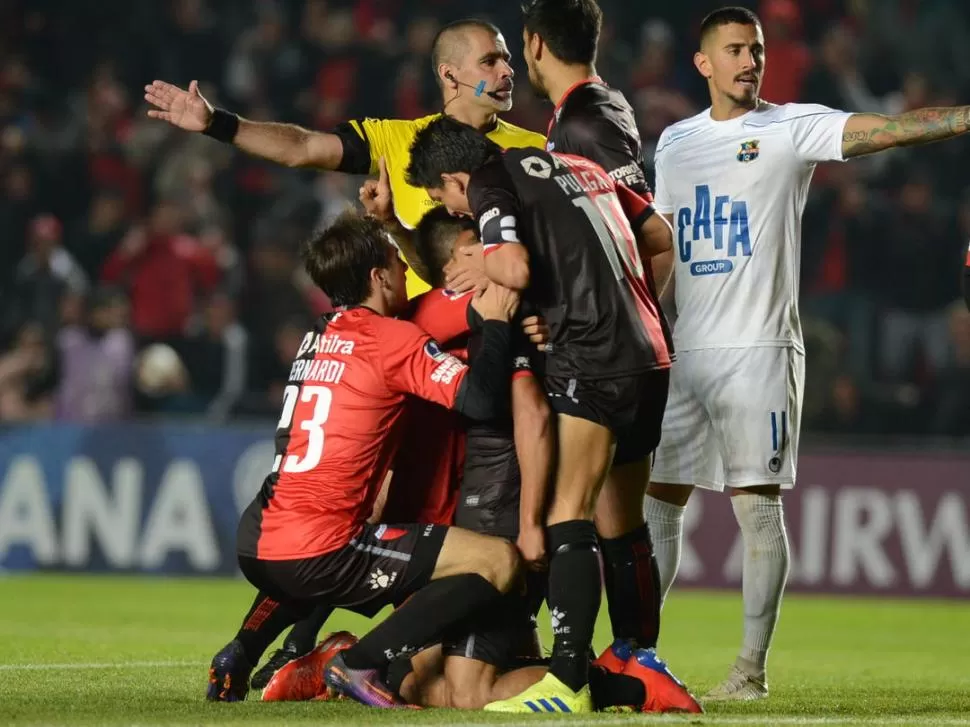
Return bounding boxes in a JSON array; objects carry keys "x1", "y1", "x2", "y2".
[
  {"x1": 55, "y1": 286, "x2": 134, "y2": 422},
  {"x1": 178, "y1": 291, "x2": 249, "y2": 421},
  {"x1": 7, "y1": 215, "x2": 88, "y2": 338},
  {"x1": 932, "y1": 302, "x2": 970, "y2": 435},
  {"x1": 242, "y1": 317, "x2": 309, "y2": 418},
  {"x1": 874, "y1": 170, "x2": 961, "y2": 384},
  {"x1": 66, "y1": 188, "x2": 128, "y2": 282},
  {"x1": 802, "y1": 171, "x2": 884, "y2": 376},
  {"x1": 0, "y1": 322, "x2": 57, "y2": 422},
  {"x1": 757, "y1": 0, "x2": 811, "y2": 104},
  {"x1": 0, "y1": 0, "x2": 965, "y2": 437},
  {"x1": 101, "y1": 199, "x2": 221, "y2": 339}
]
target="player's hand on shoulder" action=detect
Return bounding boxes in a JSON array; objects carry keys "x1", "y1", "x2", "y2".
[
  {"x1": 472, "y1": 283, "x2": 520, "y2": 322},
  {"x1": 144, "y1": 80, "x2": 213, "y2": 132},
  {"x1": 444, "y1": 243, "x2": 487, "y2": 294},
  {"x1": 359, "y1": 157, "x2": 394, "y2": 222}
]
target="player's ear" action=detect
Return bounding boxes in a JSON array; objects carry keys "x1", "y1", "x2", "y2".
[
  {"x1": 441, "y1": 173, "x2": 465, "y2": 194},
  {"x1": 528, "y1": 31, "x2": 543, "y2": 61},
  {"x1": 694, "y1": 50, "x2": 712, "y2": 79},
  {"x1": 439, "y1": 64, "x2": 457, "y2": 89}
]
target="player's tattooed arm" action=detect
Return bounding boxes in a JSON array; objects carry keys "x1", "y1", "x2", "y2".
[{"x1": 841, "y1": 107, "x2": 970, "y2": 158}]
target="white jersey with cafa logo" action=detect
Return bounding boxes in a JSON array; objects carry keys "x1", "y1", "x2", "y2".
[{"x1": 653, "y1": 102, "x2": 851, "y2": 353}]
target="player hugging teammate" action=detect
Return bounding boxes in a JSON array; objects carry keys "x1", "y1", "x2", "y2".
[
  {"x1": 153, "y1": 0, "x2": 701, "y2": 714},
  {"x1": 151, "y1": 0, "x2": 970, "y2": 716}
]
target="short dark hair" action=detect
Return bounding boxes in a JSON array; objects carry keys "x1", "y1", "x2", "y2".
[
  {"x1": 699, "y1": 6, "x2": 762, "y2": 46},
  {"x1": 406, "y1": 116, "x2": 503, "y2": 190},
  {"x1": 301, "y1": 211, "x2": 395, "y2": 308},
  {"x1": 414, "y1": 207, "x2": 477, "y2": 288},
  {"x1": 522, "y1": 0, "x2": 602, "y2": 66},
  {"x1": 431, "y1": 18, "x2": 501, "y2": 78}
]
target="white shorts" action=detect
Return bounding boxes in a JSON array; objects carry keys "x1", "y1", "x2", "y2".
[{"x1": 651, "y1": 346, "x2": 804, "y2": 491}]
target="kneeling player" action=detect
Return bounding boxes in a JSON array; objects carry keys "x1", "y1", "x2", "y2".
[
  {"x1": 408, "y1": 118, "x2": 684, "y2": 713},
  {"x1": 223, "y1": 211, "x2": 525, "y2": 708},
  {"x1": 266, "y1": 208, "x2": 555, "y2": 708},
  {"x1": 396, "y1": 209, "x2": 553, "y2": 709}
]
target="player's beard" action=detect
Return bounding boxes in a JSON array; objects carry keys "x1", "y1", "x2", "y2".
[
  {"x1": 726, "y1": 90, "x2": 758, "y2": 109},
  {"x1": 527, "y1": 62, "x2": 548, "y2": 100}
]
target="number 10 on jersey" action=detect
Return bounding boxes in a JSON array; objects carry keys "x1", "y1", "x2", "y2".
[
  {"x1": 573, "y1": 193, "x2": 645, "y2": 281},
  {"x1": 272, "y1": 384, "x2": 333, "y2": 474}
]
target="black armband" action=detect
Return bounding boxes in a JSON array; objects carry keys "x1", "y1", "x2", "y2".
[
  {"x1": 202, "y1": 108, "x2": 240, "y2": 143},
  {"x1": 331, "y1": 121, "x2": 372, "y2": 174},
  {"x1": 455, "y1": 320, "x2": 512, "y2": 421}
]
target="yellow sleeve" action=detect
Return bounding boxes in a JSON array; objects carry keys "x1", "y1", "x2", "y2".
[{"x1": 333, "y1": 118, "x2": 410, "y2": 176}]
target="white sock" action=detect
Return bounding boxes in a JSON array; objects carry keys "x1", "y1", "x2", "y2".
[
  {"x1": 643, "y1": 495, "x2": 686, "y2": 606},
  {"x1": 731, "y1": 494, "x2": 790, "y2": 678}
]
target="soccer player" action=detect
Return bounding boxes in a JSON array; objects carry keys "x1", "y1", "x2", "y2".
[
  {"x1": 144, "y1": 18, "x2": 545, "y2": 298},
  {"x1": 644, "y1": 5, "x2": 970, "y2": 701},
  {"x1": 393, "y1": 209, "x2": 554, "y2": 709},
  {"x1": 407, "y1": 117, "x2": 675, "y2": 713},
  {"x1": 254, "y1": 208, "x2": 554, "y2": 708},
  {"x1": 516, "y1": 1, "x2": 696, "y2": 711},
  {"x1": 227, "y1": 211, "x2": 525, "y2": 708}
]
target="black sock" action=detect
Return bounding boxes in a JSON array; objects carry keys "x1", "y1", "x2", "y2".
[
  {"x1": 283, "y1": 604, "x2": 335, "y2": 654},
  {"x1": 600, "y1": 523, "x2": 661, "y2": 649},
  {"x1": 234, "y1": 592, "x2": 312, "y2": 665},
  {"x1": 342, "y1": 574, "x2": 502, "y2": 670},
  {"x1": 547, "y1": 519, "x2": 602, "y2": 692}
]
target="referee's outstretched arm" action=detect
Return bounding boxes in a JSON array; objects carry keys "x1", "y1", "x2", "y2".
[{"x1": 145, "y1": 79, "x2": 346, "y2": 170}]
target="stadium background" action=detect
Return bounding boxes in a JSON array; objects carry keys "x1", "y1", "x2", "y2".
[{"x1": 1, "y1": 0, "x2": 969, "y2": 647}]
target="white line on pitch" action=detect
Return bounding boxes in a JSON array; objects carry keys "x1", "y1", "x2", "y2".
[{"x1": 0, "y1": 660, "x2": 197, "y2": 671}]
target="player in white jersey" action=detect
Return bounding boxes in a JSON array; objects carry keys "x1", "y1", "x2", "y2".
[{"x1": 644, "y1": 5, "x2": 970, "y2": 702}]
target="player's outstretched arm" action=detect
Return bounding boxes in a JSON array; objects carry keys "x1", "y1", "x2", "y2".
[
  {"x1": 841, "y1": 106, "x2": 970, "y2": 158},
  {"x1": 145, "y1": 80, "x2": 344, "y2": 169}
]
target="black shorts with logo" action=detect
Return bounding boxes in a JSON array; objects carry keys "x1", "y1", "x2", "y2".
[
  {"x1": 238, "y1": 522, "x2": 448, "y2": 618},
  {"x1": 545, "y1": 369, "x2": 670, "y2": 466}
]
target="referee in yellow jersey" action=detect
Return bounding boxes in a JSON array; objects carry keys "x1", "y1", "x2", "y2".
[{"x1": 145, "y1": 18, "x2": 545, "y2": 298}]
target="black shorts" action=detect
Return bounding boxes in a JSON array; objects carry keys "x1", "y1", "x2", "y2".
[
  {"x1": 442, "y1": 570, "x2": 546, "y2": 668},
  {"x1": 545, "y1": 369, "x2": 670, "y2": 466},
  {"x1": 456, "y1": 432, "x2": 521, "y2": 540},
  {"x1": 238, "y1": 523, "x2": 448, "y2": 618}
]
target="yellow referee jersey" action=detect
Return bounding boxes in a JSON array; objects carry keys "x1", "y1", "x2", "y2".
[{"x1": 335, "y1": 114, "x2": 546, "y2": 297}]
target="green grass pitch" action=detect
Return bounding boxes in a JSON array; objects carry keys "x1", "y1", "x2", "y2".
[{"x1": 1, "y1": 574, "x2": 968, "y2": 726}]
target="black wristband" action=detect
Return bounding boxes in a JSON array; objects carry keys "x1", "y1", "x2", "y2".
[{"x1": 202, "y1": 108, "x2": 240, "y2": 143}]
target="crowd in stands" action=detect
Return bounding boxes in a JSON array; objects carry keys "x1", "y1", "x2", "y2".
[{"x1": 1, "y1": 0, "x2": 968, "y2": 436}]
